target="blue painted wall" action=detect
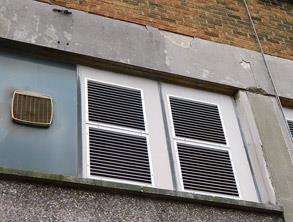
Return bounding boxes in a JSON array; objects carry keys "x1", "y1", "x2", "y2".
[{"x1": 0, "y1": 52, "x2": 78, "y2": 176}]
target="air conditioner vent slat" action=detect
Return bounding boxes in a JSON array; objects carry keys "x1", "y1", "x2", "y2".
[
  {"x1": 89, "y1": 128, "x2": 151, "y2": 184},
  {"x1": 177, "y1": 143, "x2": 238, "y2": 196},
  {"x1": 88, "y1": 80, "x2": 145, "y2": 130},
  {"x1": 170, "y1": 97, "x2": 226, "y2": 144}
]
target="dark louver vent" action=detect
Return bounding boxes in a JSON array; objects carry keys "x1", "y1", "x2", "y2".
[
  {"x1": 177, "y1": 143, "x2": 238, "y2": 196},
  {"x1": 288, "y1": 120, "x2": 293, "y2": 138},
  {"x1": 170, "y1": 97, "x2": 226, "y2": 144},
  {"x1": 11, "y1": 90, "x2": 53, "y2": 127},
  {"x1": 89, "y1": 128, "x2": 151, "y2": 184},
  {"x1": 88, "y1": 80, "x2": 145, "y2": 130}
]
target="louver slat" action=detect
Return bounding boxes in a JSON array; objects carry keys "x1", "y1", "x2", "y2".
[
  {"x1": 177, "y1": 143, "x2": 238, "y2": 196},
  {"x1": 87, "y1": 80, "x2": 145, "y2": 130},
  {"x1": 170, "y1": 97, "x2": 226, "y2": 144},
  {"x1": 288, "y1": 120, "x2": 293, "y2": 138},
  {"x1": 89, "y1": 128, "x2": 151, "y2": 184}
]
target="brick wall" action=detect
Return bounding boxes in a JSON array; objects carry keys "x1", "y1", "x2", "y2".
[{"x1": 36, "y1": 0, "x2": 292, "y2": 60}]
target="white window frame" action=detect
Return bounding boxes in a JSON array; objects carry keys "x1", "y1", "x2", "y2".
[
  {"x1": 166, "y1": 95, "x2": 241, "y2": 199},
  {"x1": 82, "y1": 77, "x2": 154, "y2": 187},
  {"x1": 78, "y1": 65, "x2": 260, "y2": 202},
  {"x1": 161, "y1": 83, "x2": 259, "y2": 202}
]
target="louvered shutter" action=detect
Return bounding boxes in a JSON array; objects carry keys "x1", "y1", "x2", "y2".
[
  {"x1": 88, "y1": 80, "x2": 145, "y2": 130},
  {"x1": 177, "y1": 143, "x2": 238, "y2": 196},
  {"x1": 170, "y1": 97, "x2": 226, "y2": 144},
  {"x1": 288, "y1": 120, "x2": 293, "y2": 138},
  {"x1": 87, "y1": 80, "x2": 151, "y2": 184},
  {"x1": 169, "y1": 96, "x2": 239, "y2": 196}
]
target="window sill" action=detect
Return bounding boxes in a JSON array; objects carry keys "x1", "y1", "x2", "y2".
[{"x1": 0, "y1": 166, "x2": 283, "y2": 216}]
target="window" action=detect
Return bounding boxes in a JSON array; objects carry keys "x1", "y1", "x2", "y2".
[
  {"x1": 86, "y1": 79, "x2": 152, "y2": 185},
  {"x1": 168, "y1": 96, "x2": 238, "y2": 196},
  {"x1": 161, "y1": 83, "x2": 258, "y2": 201},
  {"x1": 79, "y1": 66, "x2": 259, "y2": 202}
]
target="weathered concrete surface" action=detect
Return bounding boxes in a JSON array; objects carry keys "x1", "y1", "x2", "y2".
[
  {"x1": 247, "y1": 92, "x2": 293, "y2": 222},
  {"x1": 0, "y1": 178, "x2": 284, "y2": 222},
  {"x1": 266, "y1": 55, "x2": 293, "y2": 100},
  {"x1": 0, "y1": 166, "x2": 283, "y2": 214},
  {"x1": 235, "y1": 91, "x2": 276, "y2": 205},
  {"x1": 0, "y1": 0, "x2": 292, "y2": 99}
]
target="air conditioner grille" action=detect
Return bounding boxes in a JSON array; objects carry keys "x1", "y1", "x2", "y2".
[
  {"x1": 89, "y1": 128, "x2": 151, "y2": 184},
  {"x1": 12, "y1": 91, "x2": 53, "y2": 127},
  {"x1": 87, "y1": 80, "x2": 145, "y2": 130},
  {"x1": 170, "y1": 97, "x2": 226, "y2": 144},
  {"x1": 177, "y1": 143, "x2": 238, "y2": 196}
]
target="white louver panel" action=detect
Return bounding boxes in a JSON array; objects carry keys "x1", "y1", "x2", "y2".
[
  {"x1": 177, "y1": 143, "x2": 239, "y2": 196},
  {"x1": 87, "y1": 80, "x2": 145, "y2": 130},
  {"x1": 288, "y1": 120, "x2": 293, "y2": 138},
  {"x1": 89, "y1": 128, "x2": 151, "y2": 184},
  {"x1": 86, "y1": 79, "x2": 151, "y2": 185},
  {"x1": 169, "y1": 97, "x2": 226, "y2": 144}
]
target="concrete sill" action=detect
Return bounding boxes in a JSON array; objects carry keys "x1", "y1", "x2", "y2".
[{"x1": 0, "y1": 167, "x2": 283, "y2": 216}]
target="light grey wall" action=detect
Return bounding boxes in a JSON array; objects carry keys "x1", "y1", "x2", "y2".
[
  {"x1": 0, "y1": 0, "x2": 292, "y2": 99},
  {"x1": 0, "y1": 52, "x2": 78, "y2": 176}
]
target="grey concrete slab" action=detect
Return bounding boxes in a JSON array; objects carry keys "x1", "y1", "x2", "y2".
[
  {"x1": 266, "y1": 55, "x2": 293, "y2": 100},
  {"x1": 0, "y1": 0, "x2": 292, "y2": 99}
]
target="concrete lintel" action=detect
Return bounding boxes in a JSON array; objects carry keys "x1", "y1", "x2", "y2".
[
  {"x1": 0, "y1": 166, "x2": 284, "y2": 216},
  {"x1": 1, "y1": 0, "x2": 292, "y2": 99},
  {"x1": 0, "y1": 38, "x2": 239, "y2": 96}
]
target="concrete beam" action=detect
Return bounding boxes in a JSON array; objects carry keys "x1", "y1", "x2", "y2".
[{"x1": 0, "y1": 0, "x2": 292, "y2": 99}]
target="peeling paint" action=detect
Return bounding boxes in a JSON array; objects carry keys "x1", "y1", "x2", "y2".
[
  {"x1": 160, "y1": 30, "x2": 192, "y2": 49},
  {"x1": 241, "y1": 60, "x2": 252, "y2": 71},
  {"x1": 200, "y1": 69, "x2": 212, "y2": 79},
  {"x1": 166, "y1": 55, "x2": 170, "y2": 66},
  {"x1": 33, "y1": 15, "x2": 40, "y2": 33},
  {"x1": 240, "y1": 60, "x2": 259, "y2": 88},
  {"x1": 64, "y1": 31, "x2": 72, "y2": 41},
  {"x1": 44, "y1": 24, "x2": 58, "y2": 46},
  {"x1": 13, "y1": 28, "x2": 28, "y2": 41}
]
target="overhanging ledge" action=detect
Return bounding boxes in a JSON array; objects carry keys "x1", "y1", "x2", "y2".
[{"x1": 0, "y1": 167, "x2": 283, "y2": 216}]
